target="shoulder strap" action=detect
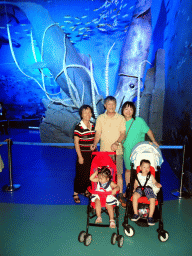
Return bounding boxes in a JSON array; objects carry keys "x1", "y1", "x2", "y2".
[
  {"x1": 124, "y1": 119, "x2": 134, "y2": 143},
  {"x1": 136, "y1": 172, "x2": 151, "y2": 188},
  {"x1": 143, "y1": 172, "x2": 151, "y2": 187}
]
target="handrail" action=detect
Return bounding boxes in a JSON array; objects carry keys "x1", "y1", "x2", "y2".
[{"x1": 0, "y1": 141, "x2": 184, "y2": 149}]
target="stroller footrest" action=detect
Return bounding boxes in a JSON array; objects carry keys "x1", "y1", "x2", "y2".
[{"x1": 89, "y1": 223, "x2": 110, "y2": 227}]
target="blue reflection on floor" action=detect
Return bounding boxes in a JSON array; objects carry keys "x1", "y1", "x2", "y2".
[{"x1": 0, "y1": 128, "x2": 180, "y2": 205}]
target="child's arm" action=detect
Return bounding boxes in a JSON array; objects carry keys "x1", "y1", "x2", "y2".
[
  {"x1": 151, "y1": 175, "x2": 162, "y2": 188},
  {"x1": 133, "y1": 179, "x2": 138, "y2": 192},
  {"x1": 90, "y1": 170, "x2": 99, "y2": 182},
  {"x1": 110, "y1": 182, "x2": 120, "y2": 195}
]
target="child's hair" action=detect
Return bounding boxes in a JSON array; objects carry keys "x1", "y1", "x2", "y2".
[
  {"x1": 140, "y1": 159, "x2": 151, "y2": 166},
  {"x1": 97, "y1": 166, "x2": 112, "y2": 180}
]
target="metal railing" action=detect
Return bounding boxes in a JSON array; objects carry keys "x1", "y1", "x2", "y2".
[{"x1": 0, "y1": 140, "x2": 187, "y2": 198}]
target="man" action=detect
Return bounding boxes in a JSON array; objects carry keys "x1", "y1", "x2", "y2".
[{"x1": 91, "y1": 96, "x2": 126, "y2": 207}]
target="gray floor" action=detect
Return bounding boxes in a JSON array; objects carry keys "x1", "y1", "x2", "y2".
[{"x1": 0, "y1": 199, "x2": 192, "y2": 256}]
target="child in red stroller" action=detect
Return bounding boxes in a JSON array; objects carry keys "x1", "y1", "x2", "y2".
[{"x1": 78, "y1": 152, "x2": 124, "y2": 247}]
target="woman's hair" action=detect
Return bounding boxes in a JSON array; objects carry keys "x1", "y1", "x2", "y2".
[
  {"x1": 140, "y1": 159, "x2": 151, "y2": 166},
  {"x1": 97, "y1": 166, "x2": 112, "y2": 180},
  {"x1": 121, "y1": 101, "x2": 136, "y2": 119},
  {"x1": 79, "y1": 105, "x2": 93, "y2": 119}
]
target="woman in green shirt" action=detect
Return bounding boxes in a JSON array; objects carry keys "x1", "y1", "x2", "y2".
[{"x1": 121, "y1": 101, "x2": 159, "y2": 189}]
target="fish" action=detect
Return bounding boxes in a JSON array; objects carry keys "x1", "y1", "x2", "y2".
[
  {"x1": 63, "y1": 20, "x2": 72, "y2": 23},
  {"x1": 81, "y1": 15, "x2": 87, "y2": 19},
  {"x1": 98, "y1": 27, "x2": 107, "y2": 32},
  {"x1": 122, "y1": 14, "x2": 129, "y2": 18},
  {"x1": 111, "y1": 14, "x2": 118, "y2": 19},
  {"x1": 114, "y1": 1, "x2": 152, "y2": 112},
  {"x1": 97, "y1": 23, "x2": 106, "y2": 27},
  {"x1": 92, "y1": 18, "x2": 99, "y2": 23},
  {"x1": 64, "y1": 15, "x2": 71, "y2": 18}
]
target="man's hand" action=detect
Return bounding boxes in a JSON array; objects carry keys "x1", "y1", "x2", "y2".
[{"x1": 111, "y1": 142, "x2": 119, "y2": 151}]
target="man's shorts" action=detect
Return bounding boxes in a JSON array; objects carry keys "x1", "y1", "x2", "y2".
[
  {"x1": 135, "y1": 187, "x2": 157, "y2": 200},
  {"x1": 110, "y1": 154, "x2": 123, "y2": 175}
]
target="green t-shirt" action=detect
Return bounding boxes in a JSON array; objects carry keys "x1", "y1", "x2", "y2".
[{"x1": 123, "y1": 117, "x2": 149, "y2": 169}]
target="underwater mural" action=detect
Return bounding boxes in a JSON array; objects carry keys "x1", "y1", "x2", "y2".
[{"x1": 0, "y1": 0, "x2": 157, "y2": 143}]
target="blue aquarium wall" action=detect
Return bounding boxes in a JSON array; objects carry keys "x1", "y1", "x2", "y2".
[
  {"x1": 0, "y1": 0, "x2": 191, "y2": 145},
  {"x1": 0, "y1": 0, "x2": 191, "y2": 190}
]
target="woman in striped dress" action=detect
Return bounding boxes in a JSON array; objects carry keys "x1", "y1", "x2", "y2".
[{"x1": 73, "y1": 105, "x2": 95, "y2": 203}]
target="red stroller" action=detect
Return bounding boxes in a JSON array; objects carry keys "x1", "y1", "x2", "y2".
[
  {"x1": 78, "y1": 152, "x2": 124, "y2": 247},
  {"x1": 122, "y1": 142, "x2": 169, "y2": 242}
]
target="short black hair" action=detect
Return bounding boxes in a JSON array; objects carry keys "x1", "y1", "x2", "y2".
[
  {"x1": 140, "y1": 159, "x2": 151, "y2": 166},
  {"x1": 104, "y1": 96, "x2": 116, "y2": 104},
  {"x1": 79, "y1": 105, "x2": 93, "y2": 119},
  {"x1": 121, "y1": 101, "x2": 136, "y2": 119},
  {"x1": 97, "y1": 166, "x2": 112, "y2": 180}
]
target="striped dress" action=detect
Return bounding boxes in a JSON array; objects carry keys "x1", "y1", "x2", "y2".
[
  {"x1": 91, "y1": 181, "x2": 119, "y2": 206},
  {"x1": 74, "y1": 120, "x2": 95, "y2": 193}
]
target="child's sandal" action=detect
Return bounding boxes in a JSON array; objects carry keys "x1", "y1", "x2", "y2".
[
  {"x1": 95, "y1": 217, "x2": 102, "y2": 224},
  {"x1": 110, "y1": 219, "x2": 116, "y2": 229}
]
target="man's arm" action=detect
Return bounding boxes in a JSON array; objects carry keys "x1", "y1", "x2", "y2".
[{"x1": 111, "y1": 130, "x2": 126, "y2": 151}]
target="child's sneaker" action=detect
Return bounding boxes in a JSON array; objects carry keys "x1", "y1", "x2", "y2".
[
  {"x1": 131, "y1": 214, "x2": 140, "y2": 221},
  {"x1": 147, "y1": 217, "x2": 155, "y2": 226}
]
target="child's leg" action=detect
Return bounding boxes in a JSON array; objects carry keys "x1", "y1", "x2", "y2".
[
  {"x1": 149, "y1": 198, "x2": 156, "y2": 217},
  {"x1": 132, "y1": 192, "x2": 141, "y2": 214},
  {"x1": 95, "y1": 198, "x2": 101, "y2": 218},
  {"x1": 106, "y1": 204, "x2": 116, "y2": 228},
  {"x1": 106, "y1": 204, "x2": 114, "y2": 220}
]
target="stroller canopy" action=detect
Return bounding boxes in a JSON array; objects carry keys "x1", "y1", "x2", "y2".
[{"x1": 130, "y1": 141, "x2": 164, "y2": 170}]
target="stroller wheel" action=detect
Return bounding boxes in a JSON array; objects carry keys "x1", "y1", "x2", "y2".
[
  {"x1": 111, "y1": 233, "x2": 117, "y2": 245},
  {"x1": 124, "y1": 225, "x2": 135, "y2": 237},
  {"x1": 117, "y1": 235, "x2": 124, "y2": 248},
  {"x1": 78, "y1": 231, "x2": 86, "y2": 243},
  {"x1": 84, "y1": 234, "x2": 92, "y2": 246},
  {"x1": 158, "y1": 231, "x2": 169, "y2": 242}
]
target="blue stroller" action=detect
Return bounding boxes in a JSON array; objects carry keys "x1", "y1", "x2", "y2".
[{"x1": 122, "y1": 141, "x2": 169, "y2": 242}]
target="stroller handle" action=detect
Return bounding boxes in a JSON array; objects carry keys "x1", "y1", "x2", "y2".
[{"x1": 92, "y1": 152, "x2": 116, "y2": 156}]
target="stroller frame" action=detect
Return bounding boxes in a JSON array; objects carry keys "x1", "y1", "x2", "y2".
[
  {"x1": 78, "y1": 152, "x2": 124, "y2": 247},
  {"x1": 122, "y1": 143, "x2": 169, "y2": 242}
]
